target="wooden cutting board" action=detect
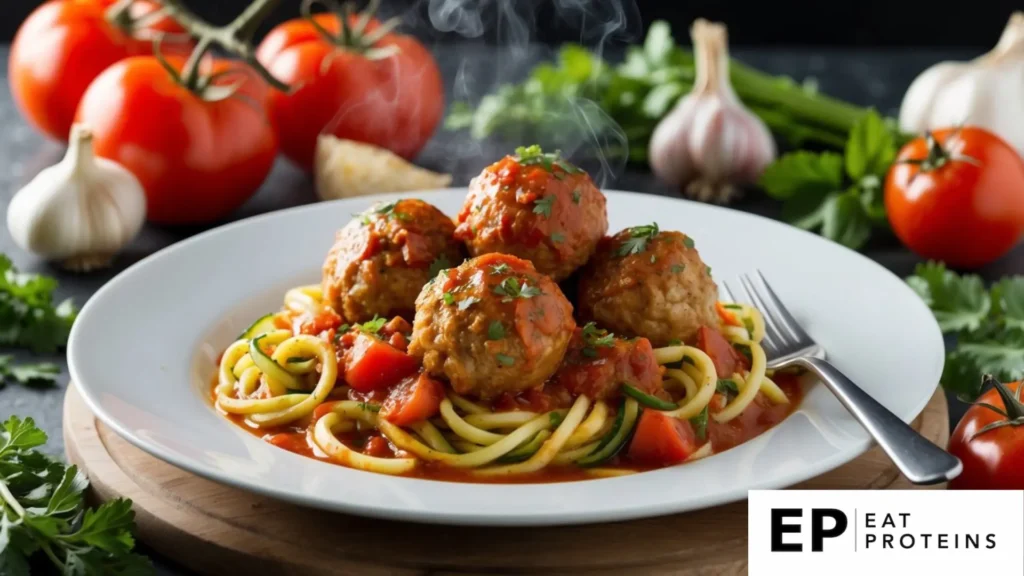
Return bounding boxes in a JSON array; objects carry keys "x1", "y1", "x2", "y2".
[{"x1": 63, "y1": 383, "x2": 950, "y2": 575}]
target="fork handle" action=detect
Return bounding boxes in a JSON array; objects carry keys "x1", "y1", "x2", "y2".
[{"x1": 795, "y1": 356, "x2": 962, "y2": 485}]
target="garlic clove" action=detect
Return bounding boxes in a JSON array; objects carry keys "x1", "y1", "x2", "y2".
[
  {"x1": 314, "y1": 135, "x2": 452, "y2": 201},
  {"x1": 647, "y1": 19, "x2": 776, "y2": 203},
  {"x1": 7, "y1": 124, "x2": 146, "y2": 272}
]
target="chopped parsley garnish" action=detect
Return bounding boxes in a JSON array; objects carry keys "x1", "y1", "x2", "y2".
[
  {"x1": 0, "y1": 357, "x2": 60, "y2": 389},
  {"x1": 443, "y1": 292, "x2": 455, "y2": 305},
  {"x1": 427, "y1": 254, "x2": 451, "y2": 278},
  {"x1": 683, "y1": 236, "x2": 695, "y2": 249},
  {"x1": 488, "y1": 321, "x2": 505, "y2": 340},
  {"x1": 333, "y1": 325, "x2": 350, "y2": 342},
  {"x1": 489, "y1": 263, "x2": 512, "y2": 275},
  {"x1": 671, "y1": 264, "x2": 685, "y2": 274},
  {"x1": 716, "y1": 379, "x2": 740, "y2": 395},
  {"x1": 493, "y1": 277, "x2": 542, "y2": 302},
  {"x1": 571, "y1": 189, "x2": 582, "y2": 204},
  {"x1": 457, "y1": 296, "x2": 480, "y2": 311},
  {"x1": 532, "y1": 195, "x2": 555, "y2": 218},
  {"x1": 495, "y1": 353, "x2": 515, "y2": 366},
  {"x1": 357, "y1": 315, "x2": 387, "y2": 334},
  {"x1": 550, "y1": 232, "x2": 565, "y2": 244},
  {"x1": 514, "y1": 145, "x2": 583, "y2": 174},
  {"x1": 690, "y1": 406, "x2": 709, "y2": 441},
  {"x1": 667, "y1": 338, "x2": 683, "y2": 346},
  {"x1": 706, "y1": 265, "x2": 713, "y2": 276},
  {"x1": 723, "y1": 303, "x2": 743, "y2": 310},
  {"x1": 580, "y1": 322, "x2": 615, "y2": 357},
  {"x1": 358, "y1": 201, "x2": 410, "y2": 225},
  {"x1": 616, "y1": 222, "x2": 660, "y2": 257}
]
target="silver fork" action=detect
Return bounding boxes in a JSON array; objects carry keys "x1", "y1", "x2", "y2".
[{"x1": 722, "y1": 270, "x2": 962, "y2": 485}]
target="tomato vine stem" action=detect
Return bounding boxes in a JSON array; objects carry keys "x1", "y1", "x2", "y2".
[{"x1": 156, "y1": 0, "x2": 291, "y2": 93}]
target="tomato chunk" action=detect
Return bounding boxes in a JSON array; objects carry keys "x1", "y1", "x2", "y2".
[
  {"x1": 696, "y1": 326, "x2": 749, "y2": 377},
  {"x1": 344, "y1": 334, "x2": 420, "y2": 392},
  {"x1": 380, "y1": 373, "x2": 445, "y2": 426},
  {"x1": 628, "y1": 410, "x2": 698, "y2": 466}
]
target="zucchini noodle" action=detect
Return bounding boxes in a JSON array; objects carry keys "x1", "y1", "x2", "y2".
[{"x1": 215, "y1": 290, "x2": 798, "y2": 478}]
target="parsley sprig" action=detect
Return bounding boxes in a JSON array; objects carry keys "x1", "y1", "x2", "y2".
[
  {"x1": 356, "y1": 315, "x2": 387, "y2": 335},
  {"x1": 532, "y1": 195, "x2": 555, "y2": 218},
  {"x1": 580, "y1": 322, "x2": 616, "y2": 358},
  {"x1": 0, "y1": 256, "x2": 77, "y2": 354},
  {"x1": 0, "y1": 356, "x2": 60, "y2": 390},
  {"x1": 492, "y1": 278, "x2": 542, "y2": 302},
  {"x1": 616, "y1": 223, "x2": 660, "y2": 257},
  {"x1": 514, "y1": 145, "x2": 583, "y2": 174},
  {"x1": 0, "y1": 416, "x2": 150, "y2": 574},
  {"x1": 907, "y1": 262, "x2": 1024, "y2": 399},
  {"x1": 358, "y1": 201, "x2": 411, "y2": 225}
]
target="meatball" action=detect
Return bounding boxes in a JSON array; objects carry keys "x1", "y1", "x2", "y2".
[
  {"x1": 322, "y1": 199, "x2": 464, "y2": 323},
  {"x1": 454, "y1": 146, "x2": 608, "y2": 281},
  {"x1": 576, "y1": 224, "x2": 719, "y2": 346},
  {"x1": 408, "y1": 253, "x2": 576, "y2": 400}
]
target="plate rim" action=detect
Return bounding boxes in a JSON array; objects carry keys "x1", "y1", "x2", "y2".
[{"x1": 68, "y1": 188, "x2": 943, "y2": 526}]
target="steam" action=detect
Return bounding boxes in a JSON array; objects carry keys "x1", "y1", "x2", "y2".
[{"x1": 422, "y1": 0, "x2": 641, "y2": 186}]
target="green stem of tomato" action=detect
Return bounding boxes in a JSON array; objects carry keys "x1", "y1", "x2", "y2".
[{"x1": 157, "y1": 0, "x2": 291, "y2": 93}]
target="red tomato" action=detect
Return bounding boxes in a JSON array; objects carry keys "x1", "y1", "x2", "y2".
[
  {"x1": 628, "y1": 410, "x2": 698, "y2": 466},
  {"x1": 885, "y1": 127, "x2": 1024, "y2": 268},
  {"x1": 74, "y1": 56, "x2": 278, "y2": 224},
  {"x1": 696, "y1": 326, "x2": 748, "y2": 377},
  {"x1": 9, "y1": 0, "x2": 189, "y2": 142},
  {"x1": 380, "y1": 373, "x2": 445, "y2": 426},
  {"x1": 256, "y1": 11, "x2": 444, "y2": 171},
  {"x1": 948, "y1": 380, "x2": 1024, "y2": 490},
  {"x1": 343, "y1": 333, "x2": 420, "y2": 392}
]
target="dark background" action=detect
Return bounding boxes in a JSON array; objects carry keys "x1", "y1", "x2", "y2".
[{"x1": 2, "y1": 0, "x2": 1020, "y2": 48}]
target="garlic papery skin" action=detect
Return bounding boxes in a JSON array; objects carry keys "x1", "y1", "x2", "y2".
[
  {"x1": 7, "y1": 124, "x2": 146, "y2": 272},
  {"x1": 900, "y1": 12, "x2": 1024, "y2": 157},
  {"x1": 648, "y1": 19, "x2": 776, "y2": 203}
]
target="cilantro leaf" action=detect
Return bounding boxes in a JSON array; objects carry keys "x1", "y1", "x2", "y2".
[
  {"x1": 489, "y1": 263, "x2": 512, "y2": 275},
  {"x1": 356, "y1": 315, "x2": 387, "y2": 335},
  {"x1": 0, "y1": 357, "x2": 60, "y2": 389},
  {"x1": 716, "y1": 379, "x2": 740, "y2": 395},
  {"x1": 427, "y1": 254, "x2": 451, "y2": 279},
  {"x1": 616, "y1": 223, "x2": 660, "y2": 257},
  {"x1": 492, "y1": 277, "x2": 542, "y2": 302},
  {"x1": 571, "y1": 190, "x2": 582, "y2": 204},
  {"x1": 45, "y1": 466, "x2": 88, "y2": 516},
  {"x1": 1, "y1": 416, "x2": 47, "y2": 456},
  {"x1": 844, "y1": 109, "x2": 896, "y2": 180},
  {"x1": 488, "y1": 321, "x2": 505, "y2": 340},
  {"x1": 992, "y1": 277, "x2": 1024, "y2": 330},
  {"x1": 495, "y1": 354, "x2": 515, "y2": 367},
  {"x1": 532, "y1": 195, "x2": 555, "y2": 218},
  {"x1": 906, "y1": 261, "x2": 990, "y2": 333},
  {"x1": 689, "y1": 406, "x2": 708, "y2": 441}
]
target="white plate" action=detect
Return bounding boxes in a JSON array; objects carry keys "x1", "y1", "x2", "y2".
[{"x1": 69, "y1": 189, "x2": 943, "y2": 526}]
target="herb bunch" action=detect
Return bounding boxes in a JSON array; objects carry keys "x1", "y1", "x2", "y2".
[{"x1": 907, "y1": 262, "x2": 1024, "y2": 399}]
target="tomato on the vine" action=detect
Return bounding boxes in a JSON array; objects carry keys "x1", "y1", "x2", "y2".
[
  {"x1": 256, "y1": 1, "x2": 444, "y2": 171},
  {"x1": 948, "y1": 379, "x2": 1024, "y2": 490},
  {"x1": 75, "y1": 55, "x2": 277, "y2": 224},
  {"x1": 9, "y1": 0, "x2": 190, "y2": 142},
  {"x1": 884, "y1": 127, "x2": 1024, "y2": 268}
]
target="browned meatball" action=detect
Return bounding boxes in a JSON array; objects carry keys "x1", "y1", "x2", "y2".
[
  {"x1": 453, "y1": 147, "x2": 607, "y2": 281},
  {"x1": 576, "y1": 224, "x2": 719, "y2": 346},
  {"x1": 408, "y1": 253, "x2": 576, "y2": 400},
  {"x1": 322, "y1": 199, "x2": 464, "y2": 323}
]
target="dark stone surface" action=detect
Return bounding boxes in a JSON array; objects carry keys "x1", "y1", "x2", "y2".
[{"x1": 1, "y1": 44, "x2": 1021, "y2": 574}]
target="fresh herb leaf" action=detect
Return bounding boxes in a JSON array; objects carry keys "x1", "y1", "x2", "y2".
[
  {"x1": 493, "y1": 277, "x2": 541, "y2": 302},
  {"x1": 689, "y1": 406, "x2": 708, "y2": 441},
  {"x1": 706, "y1": 265, "x2": 713, "y2": 276},
  {"x1": 760, "y1": 151, "x2": 844, "y2": 202},
  {"x1": 670, "y1": 264, "x2": 685, "y2": 274},
  {"x1": 992, "y1": 277, "x2": 1024, "y2": 331},
  {"x1": 495, "y1": 354, "x2": 515, "y2": 367},
  {"x1": 0, "y1": 356, "x2": 60, "y2": 389},
  {"x1": 682, "y1": 236, "x2": 695, "y2": 249},
  {"x1": 457, "y1": 296, "x2": 480, "y2": 311},
  {"x1": 844, "y1": 110, "x2": 896, "y2": 180},
  {"x1": 489, "y1": 263, "x2": 512, "y2": 275},
  {"x1": 532, "y1": 195, "x2": 555, "y2": 218},
  {"x1": 616, "y1": 223, "x2": 660, "y2": 256},
  {"x1": 580, "y1": 322, "x2": 615, "y2": 357},
  {"x1": 820, "y1": 190, "x2": 872, "y2": 250},
  {"x1": 549, "y1": 411, "x2": 564, "y2": 427},
  {"x1": 551, "y1": 232, "x2": 565, "y2": 244},
  {"x1": 0, "y1": 416, "x2": 149, "y2": 573},
  {"x1": 943, "y1": 326, "x2": 1024, "y2": 398},
  {"x1": 0, "y1": 256, "x2": 77, "y2": 354},
  {"x1": 716, "y1": 379, "x2": 740, "y2": 395},
  {"x1": 906, "y1": 261, "x2": 990, "y2": 333},
  {"x1": 667, "y1": 338, "x2": 682, "y2": 346},
  {"x1": 488, "y1": 321, "x2": 505, "y2": 340},
  {"x1": 443, "y1": 292, "x2": 455, "y2": 306},
  {"x1": 571, "y1": 190, "x2": 582, "y2": 204},
  {"x1": 357, "y1": 315, "x2": 387, "y2": 335},
  {"x1": 514, "y1": 145, "x2": 583, "y2": 174},
  {"x1": 427, "y1": 254, "x2": 451, "y2": 279}
]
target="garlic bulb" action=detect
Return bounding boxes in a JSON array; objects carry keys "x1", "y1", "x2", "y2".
[
  {"x1": 900, "y1": 12, "x2": 1024, "y2": 157},
  {"x1": 315, "y1": 134, "x2": 452, "y2": 201},
  {"x1": 648, "y1": 19, "x2": 776, "y2": 203},
  {"x1": 7, "y1": 124, "x2": 146, "y2": 272}
]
